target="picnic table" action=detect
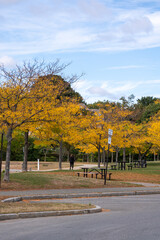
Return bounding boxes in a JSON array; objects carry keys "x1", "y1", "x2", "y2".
[
  {"x1": 133, "y1": 160, "x2": 140, "y2": 168},
  {"x1": 77, "y1": 167, "x2": 112, "y2": 180},
  {"x1": 110, "y1": 164, "x2": 117, "y2": 170},
  {"x1": 118, "y1": 161, "x2": 126, "y2": 170},
  {"x1": 133, "y1": 160, "x2": 147, "y2": 168}
]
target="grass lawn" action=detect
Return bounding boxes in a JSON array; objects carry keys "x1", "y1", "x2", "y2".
[
  {"x1": 1, "y1": 171, "x2": 136, "y2": 190},
  {"x1": 0, "y1": 201, "x2": 94, "y2": 214},
  {"x1": 0, "y1": 161, "x2": 159, "y2": 191},
  {"x1": 109, "y1": 161, "x2": 160, "y2": 184},
  {"x1": 130, "y1": 161, "x2": 160, "y2": 175}
]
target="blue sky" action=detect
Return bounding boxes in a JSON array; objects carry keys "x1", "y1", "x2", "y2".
[{"x1": 0, "y1": 0, "x2": 160, "y2": 103}]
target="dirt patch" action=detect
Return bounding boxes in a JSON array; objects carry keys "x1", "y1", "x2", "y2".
[
  {"x1": 43, "y1": 171, "x2": 160, "y2": 184},
  {"x1": 102, "y1": 209, "x2": 110, "y2": 212},
  {"x1": 1, "y1": 161, "x2": 82, "y2": 171},
  {"x1": 0, "y1": 182, "x2": 26, "y2": 191},
  {"x1": 112, "y1": 172, "x2": 160, "y2": 184}
]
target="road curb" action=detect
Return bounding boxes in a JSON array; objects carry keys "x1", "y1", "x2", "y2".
[
  {"x1": 2, "y1": 190, "x2": 160, "y2": 203},
  {"x1": 0, "y1": 205, "x2": 102, "y2": 221},
  {"x1": 1, "y1": 190, "x2": 160, "y2": 221}
]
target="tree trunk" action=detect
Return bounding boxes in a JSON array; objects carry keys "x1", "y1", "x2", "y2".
[
  {"x1": 0, "y1": 132, "x2": 4, "y2": 188},
  {"x1": 91, "y1": 153, "x2": 93, "y2": 162},
  {"x1": 123, "y1": 147, "x2": 126, "y2": 162},
  {"x1": 44, "y1": 151, "x2": 47, "y2": 162},
  {"x1": 98, "y1": 146, "x2": 101, "y2": 168},
  {"x1": 111, "y1": 152, "x2": 114, "y2": 163},
  {"x1": 3, "y1": 127, "x2": 13, "y2": 182},
  {"x1": 43, "y1": 148, "x2": 49, "y2": 162},
  {"x1": 102, "y1": 147, "x2": 105, "y2": 166},
  {"x1": 154, "y1": 151, "x2": 156, "y2": 161},
  {"x1": 87, "y1": 154, "x2": 89, "y2": 163},
  {"x1": 139, "y1": 144, "x2": 152, "y2": 161},
  {"x1": 132, "y1": 154, "x2": 134, "y2": 163},
  {"x1": 157, "y1": 153, "x2": 159, "y2": 161},
  {"x1": 116, "y1": 147, "x2": 119, "y2": 163},
  {"x1": 129, "y1": 152, "x2": 132, "y2": 163},
  {"x1": 22, "y1": 131, "x2": 28, "y2": 172},
  {"x1": 138, "y1": 152, "x2": 142, "y2": 162},
  {"x1": 67, "y1": 150, "x2": 70, "y2": 162},
  {"x1": 59, "y1": 140, "x2": 63, "y2": 170}
]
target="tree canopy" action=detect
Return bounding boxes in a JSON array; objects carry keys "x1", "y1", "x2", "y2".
[{"x1": 0, "y1": 59, "x2": 160, "y2": 184}]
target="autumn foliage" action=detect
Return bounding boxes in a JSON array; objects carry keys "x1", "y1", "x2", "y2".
[{"x1": 0, "y1": 60, "x2": 160, "y2": 183}]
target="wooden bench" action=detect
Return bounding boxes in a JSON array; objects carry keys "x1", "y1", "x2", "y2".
[
  {"x1": 110, "y1": 164, "x2": 117, "y2": 170},
  {"x1": 76, "y1": 172, "x2": 99, "y2": 178},
  {"x1": 77, "y1": 172, "x2": 82, "y2": 177},
  {"x1": 77, "y1": 171, "x2": 112, "y2": 180},
  {"x1": 101, "y1": 172, "x2": 112, "y2": 180},
  {"x1": 127, "y1": 164, "x2": 133, "y2": 170},
  {"x1": 108, "y1": 173, "x2": 112, "y2": 180},
  {"x1": 133, "y1": 162, "x2": 140, "y2": 168},
  {"x1": 141, "y1": 162, "x2": 147, "y2": 168},
  {"x1": 133, "y1": 161, "x2": 147, "y2": 168},
  {"x1": 76, "y1": 172, "x2": 87, "y2": 177},
  {"x1": 87, "y1": 172, "x2": 99, "y2": 178}
]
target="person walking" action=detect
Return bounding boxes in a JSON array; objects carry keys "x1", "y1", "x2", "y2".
[{"x1": 69, "y1": 154, "x2": 75, "y2": 170}]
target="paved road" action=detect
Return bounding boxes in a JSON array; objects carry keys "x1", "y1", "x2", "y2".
[{"x1": 1, "y1": 194, "x2": 160, "y2": 240}]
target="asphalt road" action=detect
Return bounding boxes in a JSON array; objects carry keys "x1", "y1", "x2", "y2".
[{"x1": 0, "y1": 194, "x2": 160, "y2": 240}]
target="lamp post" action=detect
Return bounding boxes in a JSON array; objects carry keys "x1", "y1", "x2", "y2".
[{"x1": 104, "y1": 129, "x2": 113, "y2": 185}]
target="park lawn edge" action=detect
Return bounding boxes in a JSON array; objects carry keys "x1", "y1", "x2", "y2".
[{"x1": 0, "y1": 202, "x2": 95, "y2": 214}]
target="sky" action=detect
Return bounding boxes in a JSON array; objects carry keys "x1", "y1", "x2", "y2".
[{"x1": 0, "y1": 0, "x2": 160, "y2": 103}]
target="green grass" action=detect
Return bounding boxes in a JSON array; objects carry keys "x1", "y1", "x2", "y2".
[
  {"x1": 1, "y1": 161, "x2": 159, "y2": 190},
  {"x1": 128, "y1": 161, "x2": 160, "y2": 175},
  {"x1": 9, "y1": 172, "x2": 51, "y2": 187}
]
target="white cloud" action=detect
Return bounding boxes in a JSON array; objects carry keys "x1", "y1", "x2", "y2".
[
  {"x1": 54, "y1": 29, "x2": 94, "y2": 49},
  {"x1": 88, "y1": 86, "x2": 117, "y2": 99},
  {"x1": 88, "y1": 86, "x2": 107, "y2": 95},
  {"x1": 72, "y1": 79, "x2": 91, "y2": 90},
  {"x1": 83, "y1": 80, "x2": 141, "y2": 102},
  {"x1": 0, "y1": 0, "x2": 160, "y2": 55},
  {"x1": 121, "y1": 17, "x2": 153, "y2": 35},
  {"x1": 112, "y1": 82, "x2": 141, "y2": 93},
  {"x1": 0, "y1": 27, "x2": 96, "y2": 56},
  {"x1": 72, "y1": 77, "x2": 160, "y2": 103},
  {"x1": 0, "y1": 56, "x2": 15, "y2": 66},
  {"x1": 78, "y1": 0, "x2": 112, "y2": 20},
  {"x1": 146, "y1": 79, "x2": 160, "y2": 84}
]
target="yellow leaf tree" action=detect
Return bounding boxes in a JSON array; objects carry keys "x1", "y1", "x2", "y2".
[
  {"x1": 32, "y1": 101, "x2": 81, "y2": 169},
  {"x1": 0, "y1": 60, "x2": 78, "y2": 181}
]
